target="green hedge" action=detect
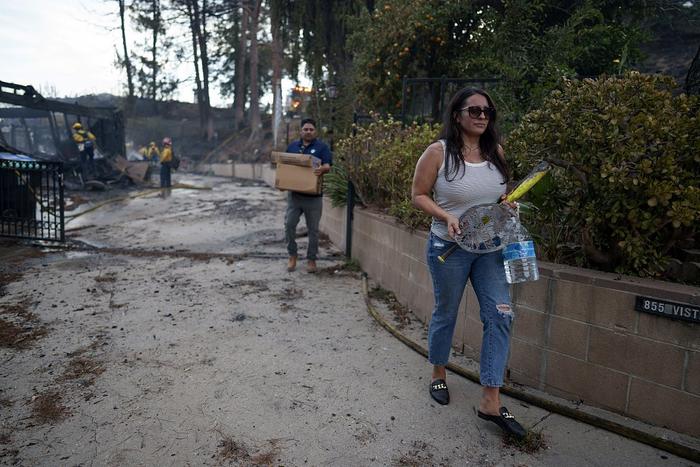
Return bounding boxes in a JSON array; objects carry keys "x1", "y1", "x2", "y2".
[
  {"x1": 334, "y1": 117, "x2": 438, "y2": 230},
  {"x1": 507, "y1": 72, "x2": 699, "y2": 278}
]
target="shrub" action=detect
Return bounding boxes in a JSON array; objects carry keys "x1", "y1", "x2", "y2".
[
  {"x1": 323, "y1": 163, "x2": 353, "y2": 208},
  {"x1": 506, "y1": 72, "x2": 699, "y2": 278},
  {"x1": 334, "y1": 117, "x2": 439, "y2": 230}
]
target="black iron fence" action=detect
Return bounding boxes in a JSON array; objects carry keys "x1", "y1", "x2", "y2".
[
  {"x1": 0, "y1": 156, "x2": 64, "y2": 242},
  {"x1": 401, "y1": 77, "x2": 501, "y2": 124},
  {"x1": 686, "y1": 45, "x2": 700, "y2": 96},
  {"x1": 343, "y1": 113, "x2": 377, "y2": 258}
]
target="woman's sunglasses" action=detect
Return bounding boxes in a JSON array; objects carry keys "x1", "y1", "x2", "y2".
[{"x1": 461, "y1": 106, "x2": 495, "y2": 119}]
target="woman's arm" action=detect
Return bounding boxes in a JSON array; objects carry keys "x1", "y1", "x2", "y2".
[{"x1": 411, "y1": 142, "x2": 461, "y2": 238}]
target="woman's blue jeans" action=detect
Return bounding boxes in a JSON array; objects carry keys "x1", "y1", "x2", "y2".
[{"x1": 426, "y1": 232, "x2": 513, "y2": 387}]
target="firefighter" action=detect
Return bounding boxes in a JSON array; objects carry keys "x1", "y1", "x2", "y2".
[
  {"x1": 71, "y1": 122, "x2": 97, "y2": 180},
  {"x1": 159, "y1": 137, "x2": 173, "y2": 188},
  {"x1": 147, "y1": 141, "x2": 160, "y2": 166},
  {"x1": 138, "y1": 144, "x2": 148, "y2": 161}
]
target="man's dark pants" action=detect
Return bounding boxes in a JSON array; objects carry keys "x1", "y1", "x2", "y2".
[{"x1": 285, "y1": 192, "x2": 322, "y2": 260}]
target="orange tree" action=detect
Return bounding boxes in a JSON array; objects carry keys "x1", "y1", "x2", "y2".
[
  {"x1": 348, "y1": 1, "x2": 484, "y2": 112},
  {"x1": 348, "y1": 0, "x2": 646, "y2": 118},
  {"x1": 472, "y1": 0, "x2": 646, "y2": 114}
]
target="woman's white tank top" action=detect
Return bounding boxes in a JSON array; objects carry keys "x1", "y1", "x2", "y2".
[{"x1": 430, "y1": 140, "x2": 507, "y2": 241}]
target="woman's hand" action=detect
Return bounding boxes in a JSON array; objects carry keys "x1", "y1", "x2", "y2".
[
  {"x1": 499, "y1": 193, "x2": 518, "y2": 210},
  {"x1": 446, "y1": 214, "x2": 461, "y2": 239}
]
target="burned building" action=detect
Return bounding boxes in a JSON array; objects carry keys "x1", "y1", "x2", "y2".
[{"x1": 0, "y1": 80, "x2": 125, "y2": 162}]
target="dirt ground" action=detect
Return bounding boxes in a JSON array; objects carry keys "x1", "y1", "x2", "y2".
[{"x1": 0, "y1": 175, "x2": 694, "y2": 466}]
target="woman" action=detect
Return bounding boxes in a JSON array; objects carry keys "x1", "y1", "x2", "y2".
[{"x1": 411, "y1": 88, "x2": 526, "y2": 439}]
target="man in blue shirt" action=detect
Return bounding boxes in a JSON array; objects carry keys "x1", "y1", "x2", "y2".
[{"x1": 284, "y1": 118, "x2": 332, "y2": 273}]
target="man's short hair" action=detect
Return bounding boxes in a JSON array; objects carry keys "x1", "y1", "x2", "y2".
[{"x1": 300, "y1": 118, "x2": 316, "y2": 128}]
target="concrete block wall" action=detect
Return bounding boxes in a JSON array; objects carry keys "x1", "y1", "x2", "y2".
[
  {"x1": 321, "y1": 199, "x2": 700, "y2": 438},
  {"x1": 320, "y1": 199, "x2": 346, "y2": 250},
  {"x1": 195, "y1": 162, "x2": 275, "y2": 186},
  {"x1": 260, "y1": 165, "x2": 276, "y2": 187},
  {"x1": 199, "y1": 164, "x2": 700, "y2": 439},
  {"x1": 208, "y1": 162, "x2": 234, "y2": 177},
  {"x1": 510, "y1": 267, "x2": 700, "y2": 438}
]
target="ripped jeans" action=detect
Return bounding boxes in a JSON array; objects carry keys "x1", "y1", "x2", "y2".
[{"x1": 426, "y1": 232, "x2": 513, "y2": 387}]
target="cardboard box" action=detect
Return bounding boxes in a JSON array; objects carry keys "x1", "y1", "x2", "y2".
[
  {"x1": 272, "y1": 151, "x2": 321, "y2": 166},
  {"x1": 272, "y1": 151, "x2": 322, "y2": 195}
]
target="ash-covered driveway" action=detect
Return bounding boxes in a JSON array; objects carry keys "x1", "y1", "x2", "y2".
[{"x1": 0, "y1": 176, "x2": 689, "y2": 466}]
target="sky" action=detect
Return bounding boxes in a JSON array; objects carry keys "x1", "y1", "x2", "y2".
[{"x1": 0, "y1": 0, "x2": 305, "y2": 108}]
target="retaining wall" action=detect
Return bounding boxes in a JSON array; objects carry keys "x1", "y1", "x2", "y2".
[
  {"x1": 196, "y1": 162, "x2": 276, "y2": 187},
  {"x1": 320, "y1": 199, "x2": 700, "y2": 439}
]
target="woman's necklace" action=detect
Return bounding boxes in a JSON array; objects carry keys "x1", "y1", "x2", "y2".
[{"x1": 462, "y1": 143, "x2": 483, "y2": 163}]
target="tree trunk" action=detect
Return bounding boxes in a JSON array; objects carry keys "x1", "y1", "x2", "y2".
[
  {"x1": 233, "y1": 4, "x2": 249, "y2": 131},
  {"x1": 195, "y1": 0, "x2": 214, "y2": 140},
  {"x1": 118, "y1": 0, "x2": 135, "y2": 113},
  {"x1": 151, "y1": 0, "x2": 160, "y2": 113},
  {"x1": 271, "y1": 0, "x2": 283, "y2": 148},
  {"x1": 248, "y1": 0, "x2": 262, "y2": 139},
  {"x1": 186, "y1": 0, "x2": 204, "y2": 133}
]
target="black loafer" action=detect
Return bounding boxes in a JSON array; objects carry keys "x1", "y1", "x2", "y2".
[
  {"x1": 477, "y1": 406, "x2": 526, "y2": 440},
  {"x1": 429, "y1": 379, "x2": 449, "y2": 405}
]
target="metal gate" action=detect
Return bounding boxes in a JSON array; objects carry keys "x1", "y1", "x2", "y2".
[{"x1": 0, "y1": 154, "x2": 64, "y2": 242}]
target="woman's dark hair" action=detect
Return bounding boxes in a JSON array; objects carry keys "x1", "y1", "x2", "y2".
[{"x1": 437, "y1": 87, "x2": 509, "y2": 183}]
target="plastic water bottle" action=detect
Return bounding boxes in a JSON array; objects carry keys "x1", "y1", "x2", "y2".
[{"x1": 503, "y1": 240, "x2": 539, "y2": 284}]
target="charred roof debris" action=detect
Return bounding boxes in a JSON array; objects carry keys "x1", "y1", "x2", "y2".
[{"x1": 0, "y1": 80, "x2": 150, "y2": 188}]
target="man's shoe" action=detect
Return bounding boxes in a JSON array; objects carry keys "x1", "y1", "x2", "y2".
[
  {"x1": 287, "y1": 256, "x2": 297, "y2": 272},
  {"x1": 477, "y1": 406, "x2": 527, "y2": 440},
  {"x1": 307, "y1": 260, "x2": 317, "y2": 274}
]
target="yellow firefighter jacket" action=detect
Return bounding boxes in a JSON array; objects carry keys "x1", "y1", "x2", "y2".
[{"x1": 160, "y1": 146, "x2": 173, "y2": 163}]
